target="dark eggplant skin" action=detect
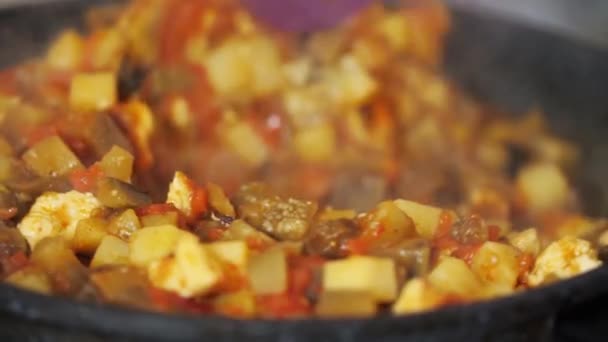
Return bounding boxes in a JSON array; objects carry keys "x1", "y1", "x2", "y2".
[{"x1": 1, "y1": 1, "x2": 608, "y2": 341}]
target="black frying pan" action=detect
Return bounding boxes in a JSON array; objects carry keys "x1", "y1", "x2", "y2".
[{"x1": 1, "y1": 1, "x2": 608, "y2": 341}]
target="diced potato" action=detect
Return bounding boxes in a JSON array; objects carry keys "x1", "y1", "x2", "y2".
[
  {"x1": 46, "y1": 30, "x2": 84, "y2": 70},
  {"x1": 207, "y1": 182, "x2": 235, "y2": 217},
  {"x1": 166, "y1": 171, "x2": 194, "y2": 217},
  {"x1": 283, "y1": 58, "x2": 311, "y2": 86},
  {"x1": 148, "y1": 234, "x2": 222, "y2": 297},
  {"x1": 554, "y1": 216, "x2": 599, "y2": 239},
  {"x1": 528, "y1": 236, "x2": 601, "y2": 286},
  {"x1": 323, "y1": 256, "x2": 397, "y2": 302},
  {"x1": 6, "y1": 266, "x2": 53, "y2": 294},
  {"x1": 117, "y1": 100, "x2": 155, "y2": 167},
  {"x1": 315, "y1": 291, "x2": 376, "y2": 318},
  {"x1": 428, "y1": 257, "x2": 483, "y2": 298},
  {"x1": 129, "y1": 225, "x2": 189, "y2": 267},
  {"x1": 471, "y1": 242, "x2": 520, "y2": 289},
  {"x1": 293, "y1": 123, "x2": 336, "y2": 163},
  {"x1": 207, "y1": 240, "x2": 248, "y2": 271},
  {"x1": 329, "y1": 55, "x2": 378, "y2": 106},
  {"x1": 107, "y1": 209, "x2": 141, "y2": 240},
  {"x1": 204, "y1": 35, "x2": 283, "y2": 99},
  {"x1": 222, "y1": 219, "x2": 275, "y2": 245},
  {"x1": 248, "y1": 247, "x2": 287, "y2": 295},
  {"x1": 516, "y1": 163, "x2": 569, "y2": 213},
  {"x1": 507, "y1": 228, "x2": 541, "y2": 256},
  {"x1": 213, "y1": 290, "x2": 256, "y2": 318},
  {"x1": 393, "y1": 278, "x2": 445, "y2": 314},
  {"x1": 90, "y1": 29, "x2": 125, "y2": 70},
  {"x1": 141, "y1": 213, "x2": 180, "y2": 229},
  {"x1": 248, "y1": 36, "x2": 285, "y2": 97},
  {"x1": 365, "y1": 201, "x2": 417, "y2": 247},
  {"x1": 23, "y1": 136, "x2": 83, "y2": 177},
  {"x1": 599, "y1": 230, "x2": 608, "y2": 247},
  {"x1": 377, "y1": 13, "x2": 410, "y2": 51},
  {"x1": 393, "y1": 199, "x2": 456, "y2": 238},
  {"x1": 90, "y1": 235, "x2": 130, "y2": 268},
  {"x1": 72, "y1": 218, "x2": 108, "y2": 255},
  {"x1": 100, "y1": 145, "x2": 134, "y2": 183},
  {"x1": 224, "y1": 121, "x2": 269, "y2": 167},
  {"x1": 18, "y1": 191, "x2": 102, "y2": 248},
  {"x1": 69, "y1": 72, "x2": 117, "y2": 111}
]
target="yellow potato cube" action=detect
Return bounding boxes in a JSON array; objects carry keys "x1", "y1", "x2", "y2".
[
  {"x1": 516, "y1": 163, "x2": 569, "y2": 213},
  {"x1": 224, "y1": 121, "x2": 269, "y2": 167},
  {"x1": 315, "y1": 291, "x2": 376, "y2": 318},
  {"x1": 90, "y1": 235, "x2": 130, "y2": 269},
  {"x1": 393, "y1": 278, "x2": 445, "y2": 314},
  {"x1": 69, "y1": 72, "x2": 117, "y2": 111},
  {"x1": 106, "y1": 209, "x2": 141, "y2": 241},
  {"x1": 23, "y1": 136, "x2": 83, "y2": 177},
  {"x1": 72, "y1": 218, "x2": 108, "y2": 255},
  {"x1": 129, "y1": 225, "x2": 189, "y2": 267},
  {"x1": 428, "y1": 257, "x2": 483, "y2": 298},
  {"x1": 471, "y1": 242, "x2": 520, "y2": 289},
  {"x1": 46, "y1": 30, "x2": 84, "y2": 70},
  {"x1": 293, "y1": 124, "x2": 336, "y2": 163},
  {"x1": 6, "y1": 266, "x2": 53, "y2": 295},
  {"x1": 207, "y1": 182, "x2": 235, "y2": 217},
  {"x1": 507, "y1": 228, "x2": 541, "y2": 256},
  {"x1": 100, "y1": 145, "x2": 134, "y2": 183},
  {"x1": 148, "y1": 235, "x2": 222, "y2": 297},
  {"x1": 207, "y1": 240, "x2": 249, "y2": 271},
  {"x1": 393, "y1": 199, "x2": 455, "y2": 238},
  {"x1": 322, "y1": 256, "x2": 397, "y2": 302},
  {"x1": 248, "y1": 247, "x2": 287, "y2": 295}
]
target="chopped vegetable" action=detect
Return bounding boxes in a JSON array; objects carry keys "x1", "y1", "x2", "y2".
[
  {"x1": 69, "y1": 72, "x2": 117, "y2": 111},
  {"x1": 248, "y1": 247, "x2": 287, "y2": 295},
  {"x1": 91, "y1": 235, "x2": 130, "y2": 268},
  {"x1": 72, "y1": 218, "x2": 108, "y2": 255},
  {"x1": 95, "y1": 177, "x2": 151, "y2": 208},
  {"x1": 322, "y1": 256, "x2": 397, "y2": 302},
  {"x1": 23, "y1": 136, "x2": 83, "y2": 177},
  {"x1": 99, "y1": 145, "x2": 134, "y2": 183}
]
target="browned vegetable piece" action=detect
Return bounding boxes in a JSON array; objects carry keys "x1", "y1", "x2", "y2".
[
  {"x1": 234, "y1": 183, "x2": 317, "y2": 241},
  {"x1": 72, "y1": 218, "x2": 108, "y2": 255},
  {"x1": 370, "y1": 238, "x2": 431, "y2": 277},
  {"x1": 95, "y1": 177, "x2": 151, "y2": 208},
  {"x1": 451, "y1": 215, "x2": 489, "y2": 245},
  {"x1": 91, "y1": 266, "x2": 152, "y2": 309},
  {"x1": 22, "y1": 136, "x2": 83, "y2": 177},
  {"x1": 359, "y1": 201, "x2": 417, "y2": 249},
  {"x1": 221, "y1": 219, "x2": 275, "y2": 245},
  {"x1": 86, "y1": 113, "x2": 134, "y2": 159},
  {"x1": 0, "y1": 227, "x2": 28, "y2": 257},
  {"x1": 328, "y1": 171, "x2": 387, "y2": 212},
  {"x1": 91, "y1": 235, "x2": 130, "y2": 268},
  {"x1": 303, "y1": 219, "x2": 359, "y2": 258},
  {"x1": 30, "y1": 237, "x2": 90, "y2": 296}
]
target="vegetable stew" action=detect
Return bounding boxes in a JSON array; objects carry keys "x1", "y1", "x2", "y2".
[{"x1": 0, "y1": 0, "x2": 604, "y2": 319}]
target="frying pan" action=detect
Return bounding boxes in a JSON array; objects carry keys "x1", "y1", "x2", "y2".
[{"x1": 1, "y1": 1, "x2": 608, "y2": 341}]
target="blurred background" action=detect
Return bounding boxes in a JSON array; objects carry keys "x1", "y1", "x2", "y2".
[{"x1": 1, "y1": 0, "x2": 607, "y2": 48}]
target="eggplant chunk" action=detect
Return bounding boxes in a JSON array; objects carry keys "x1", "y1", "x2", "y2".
[
  {"x1": 235, "y1": 183, "x2": 317, "y2": 241},
  {"x1": 304, "y1": 219, "x2": 359, "y2": 258},
  {"x1": 95, "y1": 177, "x2": 151, "y2": 208}
]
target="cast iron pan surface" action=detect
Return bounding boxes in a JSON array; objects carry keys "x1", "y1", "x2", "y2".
[{"x1": 1, "y1": 1, "x2": 608, "y2": 341}]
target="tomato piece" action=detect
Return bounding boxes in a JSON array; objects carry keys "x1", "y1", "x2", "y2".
[
  {"x1": 517, "y1": 253, "x2": 535, "y2": 286},
  {"x1": 190, "y1": 185, "x2": 209, "y2": 220},
  {"x1": 26, "y1": 126, "x2": 59, "y2": 147},
  {"x1": 69, "y1": 164, "x2": 104, "y2": 193},
  {"x1": 488, "y1": 225, "x2": 501, "y2": 241},
  {"x1": 257, "y1": 293, "x2": 311, "y2": 319},
  {"x1": 158, "y1": 0, "x2": 207, "y2": 65},
  {"x1": 288, "y1": 255, "x2": 324, "y2": 296}
]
